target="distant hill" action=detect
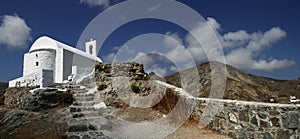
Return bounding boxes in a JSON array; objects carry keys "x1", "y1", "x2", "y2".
[{"x1": 165, "y1": 61, "x2": 300, "y2": 103}]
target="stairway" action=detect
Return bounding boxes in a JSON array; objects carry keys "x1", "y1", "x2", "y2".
[{"x1": 67, "y1": 86, "x2": 109, "y2": 139}]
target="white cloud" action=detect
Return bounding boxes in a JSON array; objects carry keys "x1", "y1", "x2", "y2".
[
  {"x1": 253, "y1": 59, "x2": 295, "y2": 71},
  {"x1": 225, "y1": 48, "x2": 255, "y2": 70},
  {"x1": 148, "y1": 64, "x2": 167, "y2": 76},
  {"x1": 206, "y1": 17, "x2": 221, "y2": 31},
  {"x1": 133, "y1": 52, "x2": 155, "y2": 66},
  {"x1": 163, "y1": 31, "x2": 183, "y2": 48},
  {"x1": 165, "y1": 45, "x2": 189, "y2": 63},
  {"x1": 161, "y1": 32, "x2": 198, "y2": 70},
  {"x1": 101, "y1": 52, "x2": 115, "y2": 63},
  {"x1": 225, "y1": 27, "x2": 292, "y2": 71},
  {"x1": 223, "y1": 30, "x2": 250, "y2": 48},
  {"x1": 224, "y1": 30, "x2": 250, "y2": 42},
  {"x1": 104, "y1": 45, "x2": 137, "y2": 63},
  {"x1": 162, "y1": 17, "x2": 294, "y2": 72},
  {"x1": 170, "y1": 66, "x2": 177, "y2": 72},
  {"x1": 80, "y1": 0, "x2": 110, "y2": 8},
  {"x1": 246, "y1": 27, "x2": 286, "y2": 52},
  {"x1": 0, "y1": 14, "x2": 32, "y2": 49}
]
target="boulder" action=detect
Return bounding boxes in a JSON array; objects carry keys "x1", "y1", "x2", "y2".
[{"x1": 20, "y1": 88, "x2": 73, "y2": 111}]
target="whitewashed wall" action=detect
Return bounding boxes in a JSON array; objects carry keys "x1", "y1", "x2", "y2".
[
  {"x1": 55, "y1": 48, "x2": 64, "y2": 83},
  {"x1": 9, "y1": 69, "x2": 54, "y2": 87},
  {"x1": 71, "y1": 65, "x2": 94, "y2": 83},
  {"x1": 23, "y1": 49, "x2": 56, "y2": 76}
]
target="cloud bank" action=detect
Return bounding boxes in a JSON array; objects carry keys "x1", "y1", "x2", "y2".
[
  {"x1": 166, "y1": 17, "x2": 295, "y2": 72},
  {"x1": 0, "y1": 14, "x2": 32, "y2": 49},
  {"x1": 102, "y1": 17, "x2": 295, "y2": 76}
]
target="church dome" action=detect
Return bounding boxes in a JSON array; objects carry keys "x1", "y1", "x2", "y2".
[{"x1": 29, "y1": 36, "x2": 59, "y2": 52}]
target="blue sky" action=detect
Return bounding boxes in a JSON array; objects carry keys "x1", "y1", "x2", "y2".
[{"x1": 0, "y1": 0, "x2": 299, "y2": 82}]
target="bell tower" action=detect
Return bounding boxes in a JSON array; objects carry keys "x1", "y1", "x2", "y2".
[{"x1": 85, "y1": 39, "x2": 98, "y2": 57}]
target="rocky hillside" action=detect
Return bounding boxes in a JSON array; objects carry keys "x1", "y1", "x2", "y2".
[
  {"x1": 165, "y1": 61, "x2": 300, "y2": 103},
  {"x1": 0, "y1": 87, "x2": 74, "y2": 138},
  {"x1": 0, "y1": 82, "x2": 8, "y2": 105},
  {"x1": 0, "y1": 82, "x2": 8, "y2": 92},
  {"x1": 1, "y1": 61, "x2": 298, "y2": 138}
]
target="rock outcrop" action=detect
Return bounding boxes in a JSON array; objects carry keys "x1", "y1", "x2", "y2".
[
  {"x1": 93, "y1": 62, "x2": 168, "y2": 109},
  {"x1": 0, "y1": 87, "x2": 74, "y2": 138},
  {"x1": 94, "y1": 62, "x2": 148, "y2": 81},
  {"x1": 0, "y1": 82, "x2": 8, "y2": 105},
  {"x1": 20, "y1": 88, "x2": 73, "y2": 111},
  {"x1": 4, "y1": 87, "x2": 36, "y2": 108},
  {"x1": 0, "y1": 107, "x2": 70, "y2": 138}
]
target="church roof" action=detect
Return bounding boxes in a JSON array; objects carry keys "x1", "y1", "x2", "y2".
[{"x1": 29, "y1": 36, "x2": 102, "y2": 62}]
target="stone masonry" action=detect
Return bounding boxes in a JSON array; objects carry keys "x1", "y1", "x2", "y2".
[
  {"x1": 94, "y1": 62, "x2": 147, "y2": 81},
  {"x1": 190, "y1": 98, "x2": 300, "y2": 139}
]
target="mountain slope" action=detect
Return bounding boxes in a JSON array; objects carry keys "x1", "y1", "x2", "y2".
[{"x1": 165, "y1": 61, "x2": 300, "y2": 103}]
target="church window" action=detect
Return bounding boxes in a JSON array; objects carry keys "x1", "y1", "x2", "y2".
[
  {"x1": 36, "y1": 54, "x2": 38, "y2": 57},
  {"x1": 89, "y1": 45, "x2": 93, "y2": 55},
  {"x1": 36, "y1": 62, "x2": 39, "y2": 66}
]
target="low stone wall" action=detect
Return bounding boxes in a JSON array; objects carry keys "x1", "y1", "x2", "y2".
[
  {"x1": 190, "y1": 98, "x2": 300, "y2": 139},
  {"x1": 95, "y1": 62, "x2": 147, "y2": 81}
]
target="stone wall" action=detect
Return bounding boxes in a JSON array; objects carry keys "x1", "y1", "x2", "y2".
[
  {"x1": 190, "y1": 98, "x2": 300, "y2": 139},
  {"x1": 94, "y1": 62, "x2": 147, "y2": 81}
]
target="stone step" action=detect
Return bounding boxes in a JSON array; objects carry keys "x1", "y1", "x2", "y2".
[
  {"x1": 74, "y1": 95, "x2": 94, "y2": 99},
  {"x1": 80, "y1": 117, "x2": 109, "y2": 125},
  {"x1": 67, "y1": 131, "x2": 107, "y2": 139},
  {"x1": 70, "y1": 106, "x2": 96, "y2": 113},
  {"x1": 68, "y1": 124, "x2": 88, "y2": 132},
  {"x1": 74, "y1": 93, "x2": 94, "y2": 97},
  {"x1": 70, "y1": 106, "x2": 97, "y2": 113},
  {"x1": 72, "y1": 90, "x2": 88, "y2": 94},
  {"x1": 74, "y1": 96, "x2": 94, "y2": 101},
  {"x1": 68, "y1": 124, "x2": 98, "y2": 132},
  {"x1": 72, "y1": 111, "x2": 100, "y2": 118},
  {"x1": 68, "y1": 120, "x2": 112, "y2": 132},
  {"x1": 74, "y1": 94, "x2": 94, "y2": 98},
  {"x1": 68, "y1": 117, "x2": 106, "y2": 127},
  {"x1": 73, "y1": 101, "x2": 95, "y2": 106}
]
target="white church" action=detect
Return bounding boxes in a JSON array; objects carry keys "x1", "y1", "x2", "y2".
[{"x1": 9, "y1": 36, "x2": 102, "y2": 87}]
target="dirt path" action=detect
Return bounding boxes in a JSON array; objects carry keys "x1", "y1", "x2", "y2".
[{"x1": 166, "y1": 122, "x2": 229, "y2": 139}]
